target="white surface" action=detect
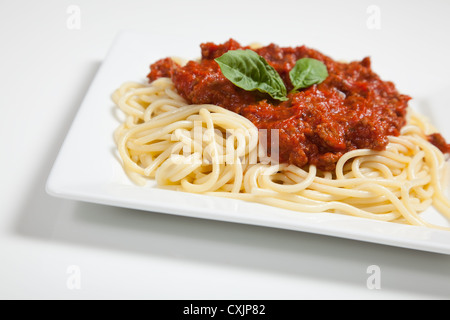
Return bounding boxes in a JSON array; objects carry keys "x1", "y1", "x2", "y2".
[
  {"x1": 46, "y1": 31, "x2": 450, "y2": 256},
  {"x1": 2, "y1": 0, "x2": 450, "y2": 300}
]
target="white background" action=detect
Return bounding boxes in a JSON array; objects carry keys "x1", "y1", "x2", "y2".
[{"x1": 1, "y1": 0, "x2": 450, "y2": 300}]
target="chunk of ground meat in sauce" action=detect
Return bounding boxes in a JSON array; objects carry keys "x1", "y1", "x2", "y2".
[{"x1": 147, "y1": 39, "x2": 449, "y2": 171}]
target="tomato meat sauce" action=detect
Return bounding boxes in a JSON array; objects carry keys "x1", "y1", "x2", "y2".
[{"x1": 147, "y1": 39, "x2": 449, "y2": 171}]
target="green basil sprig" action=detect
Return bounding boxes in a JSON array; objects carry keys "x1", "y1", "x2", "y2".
[
  {"x1": 215, "y1": 50, "x2": 328, "y2": 101},
  {"x1": 289, "y1": 58, "x2": 329, "y2": 92},
  {"x1": 215, "y1": 49, "x2": 288, "y2": 101}
]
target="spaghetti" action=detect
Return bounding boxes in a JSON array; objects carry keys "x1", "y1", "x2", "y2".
[{"x1": 113, "y1": 77, "x2": 450, "y2": 229}]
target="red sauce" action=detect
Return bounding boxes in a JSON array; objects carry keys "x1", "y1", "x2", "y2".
[
  {"x1": 428, "y1": 133, "x2": 450, "y2": 154},
  {"x1": 147, "y1": 39, "x2": 447, "y2": 171}
]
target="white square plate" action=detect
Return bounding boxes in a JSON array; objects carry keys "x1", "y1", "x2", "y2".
[{"x1": 46, "y1": 32, "x2": 450, "y2": 255}]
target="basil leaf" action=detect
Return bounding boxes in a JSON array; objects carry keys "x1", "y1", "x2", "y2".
[
  {"x1": 289, "y1": 58, "x2": 328, "y2": 92},
  {"x1": 215, "y1": 49, "x2": 288, "y2": 101}
]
